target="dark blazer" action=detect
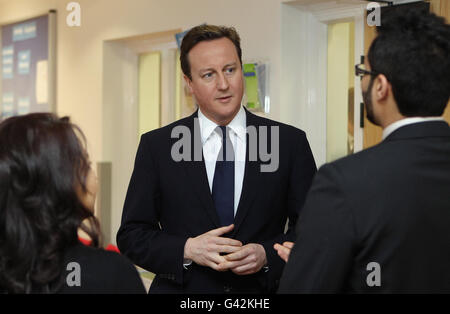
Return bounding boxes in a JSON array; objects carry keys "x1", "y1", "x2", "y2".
[
  {"x1": 117, "y1": 108, "x2": 316, "y2": 293},
  {"x1": 278, "y1": 121, "x2": 450, "y2": 293},
  {"x1": 59, "y1": 244, "x2": 146, "y2": 294},
  {"x1": 0, "y1": 244, "x2": 145, "y2": 294}
]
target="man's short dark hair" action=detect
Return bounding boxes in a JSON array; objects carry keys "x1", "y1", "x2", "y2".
[
  {"x1": 368, "y1": 7, "x2": 450, "y2": 116},
  {"x1": 180, "y1": 24, "x2": 242, "y2": 80}
]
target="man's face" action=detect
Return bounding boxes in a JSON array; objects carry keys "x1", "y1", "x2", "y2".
[
  {"x1": 185, "y1": 37, "x2": 244, "y2": 125},
  {"x1": 361, "y1": 59, "x2": 379, "y2": 126}
]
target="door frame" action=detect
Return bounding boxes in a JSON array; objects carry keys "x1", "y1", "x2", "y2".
[
  {"x1": 101, "y1": 29, "x2": 180, "y2": 244},
  {"x1": 282, "y1": 0, "x2": 367, "y2": 166}
]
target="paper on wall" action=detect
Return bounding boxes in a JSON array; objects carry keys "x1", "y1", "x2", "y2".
[{"x1": 35, "y1": 60, "x2": 48, "y2": 104}]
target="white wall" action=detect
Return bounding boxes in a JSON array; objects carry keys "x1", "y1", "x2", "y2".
[
  {"x1": 281, "y1": 3, "x2": 327, "y2": 167},
  {"x1": 102, "y1": 41, "x2": 139, "y2": 243}
]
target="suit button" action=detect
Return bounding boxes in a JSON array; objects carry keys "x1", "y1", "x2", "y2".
[{"x1": 224, "y1": 285, "x2": 232, "y2": 293}]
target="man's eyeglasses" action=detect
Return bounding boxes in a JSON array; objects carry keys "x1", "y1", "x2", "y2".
[{"x1": 355, "y1": 63, "x2": 379, "y2": 78}]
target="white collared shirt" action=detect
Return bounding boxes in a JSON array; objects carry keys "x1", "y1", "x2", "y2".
[
  {"x1": 382, "y1": 117, "x2": 445, "y2": 140},
  {"x1": 197, "y1": 106, "x2": 246, "y2": 215}
]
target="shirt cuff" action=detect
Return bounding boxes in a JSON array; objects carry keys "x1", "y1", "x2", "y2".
[{"x1": 183, "y1": 258, "x2": 193, "y2": 270}]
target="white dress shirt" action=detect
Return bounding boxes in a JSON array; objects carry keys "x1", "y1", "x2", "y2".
[
  {"x1": 198, "y1": 106, "x2": 247, "y2": 215},
  {"x1": 382, "y1": 117, "x2": 445, "y2": 140}
]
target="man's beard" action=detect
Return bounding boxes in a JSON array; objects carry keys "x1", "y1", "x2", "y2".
[{"x1": 362, "y1": 77, "x2": 379, "y2": 126}]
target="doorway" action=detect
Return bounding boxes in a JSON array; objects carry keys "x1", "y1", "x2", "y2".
[
  {"x1": 101, "y1": 28, "x2": 194, "y2": 245},
  {"x1": 326, "y1": 20, "x2": 355, "y2": 162},
  {"x1": 281, "y1": 0, "x2": 366, "y2": 167}
]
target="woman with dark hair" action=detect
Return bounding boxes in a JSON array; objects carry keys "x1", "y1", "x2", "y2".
[{"x1": 0, "y1": 113, "x2": 145, "y2": 294}]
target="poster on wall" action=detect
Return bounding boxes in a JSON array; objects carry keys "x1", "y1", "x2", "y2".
[
  {"x1": 0, "y1": 13, "x2": 55, "y2": 120},
  {"x1": 243, "y1": 62, "x2": 270, "y2": 114}
]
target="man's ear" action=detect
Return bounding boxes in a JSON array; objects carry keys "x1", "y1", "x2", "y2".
[
  {"x1": 374, "y1": 74, "x2": 391, "y2": 102},
  {"x1": 183, "y1": 74, "x2": 194, "y2": 95}
]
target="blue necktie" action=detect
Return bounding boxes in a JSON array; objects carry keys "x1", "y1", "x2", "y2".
[{"x1": 212, "y1": 126, "x2": 235, "y2": 227}]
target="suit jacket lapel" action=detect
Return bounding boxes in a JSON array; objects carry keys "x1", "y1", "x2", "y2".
[
  {"x1": 180, "y1": 108, "x2": 271, "y2": 233},
  {"x1": 232, "y1": 109, "x2": 261, "y2": 235},
  {"x1": 182, "y1": 110, "x2": 221, "y2": 228}
]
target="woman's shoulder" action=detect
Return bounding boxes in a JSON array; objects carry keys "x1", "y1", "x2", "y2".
[
  {"x1": 66, "y1": 243, "x2": 128, "y2": 265},
  {"x1": 58, "y1": 243, "x2": 146, "y2": 294}
]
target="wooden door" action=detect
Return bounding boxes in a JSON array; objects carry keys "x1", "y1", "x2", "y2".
[{"x1": 362, "y1": 21, "x2": 382, "y2": 149}]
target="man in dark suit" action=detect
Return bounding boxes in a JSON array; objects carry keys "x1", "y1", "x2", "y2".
[
  {"x1": 117, "y1": 24, "x2": 316, "y2": 293},
  {"x1": 276, "y1": 8, "x2": 450, "y2": 293}
]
